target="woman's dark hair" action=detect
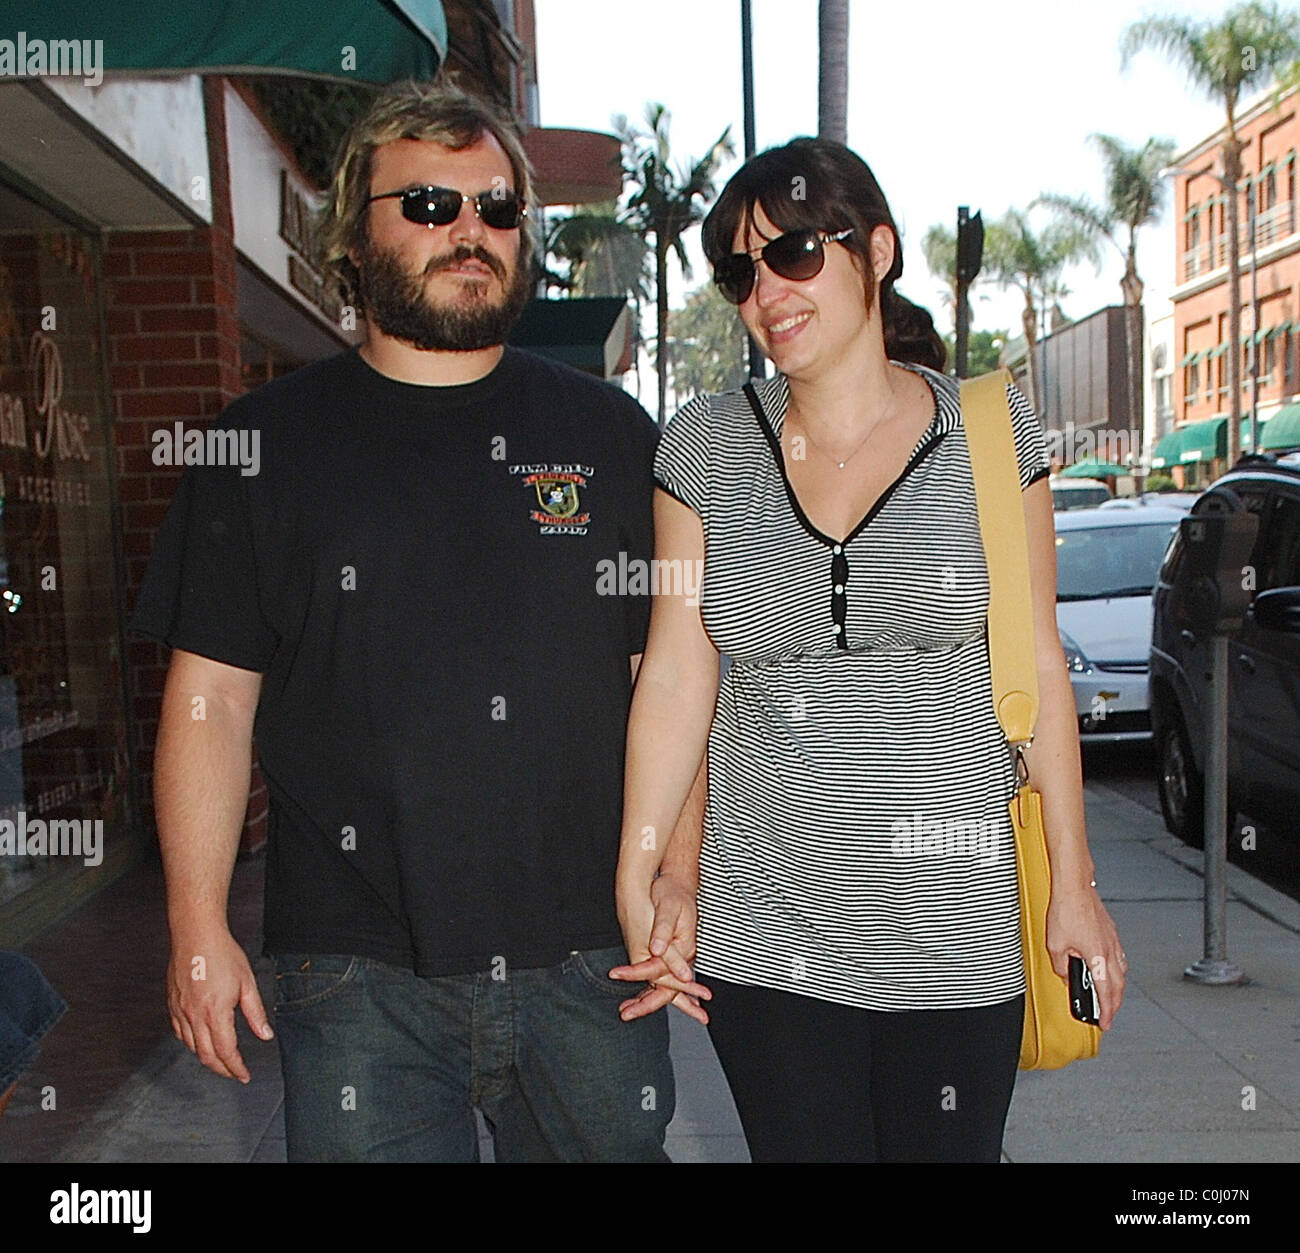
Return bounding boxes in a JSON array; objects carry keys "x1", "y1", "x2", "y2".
[{"x1": 702, "y1": 137, "x2": 946, "y2": 372}]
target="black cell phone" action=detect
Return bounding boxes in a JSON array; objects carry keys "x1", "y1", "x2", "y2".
[{"x1": 1068, "y1": 955, "x2": 1100, "y2": 1025}]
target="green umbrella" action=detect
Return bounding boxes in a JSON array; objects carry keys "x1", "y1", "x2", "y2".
[{"x1": 1059, "y1": 459, "x2": 1128, "y2": 478}]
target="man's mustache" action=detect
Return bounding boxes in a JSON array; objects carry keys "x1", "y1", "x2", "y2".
[{"x1": 424, "y1": 245, "x2": 506, "y2": 282}]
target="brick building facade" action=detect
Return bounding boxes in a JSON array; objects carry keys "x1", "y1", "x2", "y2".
[{"x1": 1164, "y1": 82, "x2": 1300, "y2": 484}]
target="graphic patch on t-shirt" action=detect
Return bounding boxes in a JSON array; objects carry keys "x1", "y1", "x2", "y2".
[{"x1": 509, "y1": 463, "x2": 594, "y2": 535}]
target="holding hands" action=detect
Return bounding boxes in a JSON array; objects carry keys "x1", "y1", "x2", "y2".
[{"x1": 613, "y1": 871, "x2": 711, "y2": 1023}]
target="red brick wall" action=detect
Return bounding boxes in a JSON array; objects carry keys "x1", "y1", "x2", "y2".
[
  {"x1": 111, "y1": 77, "x2": 267, "y2": 856},
  {"x1": 1173, "y1": 89, "x2": 1300, "y2": 434}
]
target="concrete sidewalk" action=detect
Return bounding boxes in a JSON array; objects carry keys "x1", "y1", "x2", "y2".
[{"x1": 36, "y1": 779, "x2": 1300, "y2": 1163}]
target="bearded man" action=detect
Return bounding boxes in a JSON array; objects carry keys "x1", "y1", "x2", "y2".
[{"x1": 131, "y1": 82, "x2": 706, "y2": 1163}]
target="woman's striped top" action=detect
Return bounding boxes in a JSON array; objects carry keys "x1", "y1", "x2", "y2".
[{"x1": 654, "y1": 362, "x2": 1051, "y2": 1011}]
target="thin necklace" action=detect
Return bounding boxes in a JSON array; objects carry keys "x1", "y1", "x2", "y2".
[{"x1": 786, "y1": 407, "x2": 878, "y2": 470}]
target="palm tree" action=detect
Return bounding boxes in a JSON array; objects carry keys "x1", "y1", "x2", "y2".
[
  {"x1": 818, "y1": 0, "x2": 850, "y2": 144},
  {"x1": 620, "y1": 104, "x2": 734, "y2": 426},
  {"x1": 923, "y1": 222, "x2": 999, "y2": 359},
  {"x1": 543, "y1": 202, "x2": 652, "y2": 317},
  {"x1": 542, "y1": 204, "x2": 653, "y2": 399},
  {"x1": 984, "y1": 210, "x2": 1096, "y2": 418},
  {"x1": 1122, "y1": 2, "x2": 1300, "y2": 467},
  {"x1": 669, "y1": 283, "x2": 749, "y2": 400},
  {"x1": 1035, "y1": 134, "x2": 1177, "y2": 464},
  {"x1": 922, "y1": 223, "x2": 961, "y2": 322}
]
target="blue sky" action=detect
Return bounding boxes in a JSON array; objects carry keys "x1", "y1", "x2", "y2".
[{"x1": 535, "y1": 0, "x2": 1242, "y2": 350}]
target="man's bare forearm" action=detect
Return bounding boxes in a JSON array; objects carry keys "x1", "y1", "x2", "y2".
[
  {"x1": 154, "y1": 652, "x2": 261, "y2": 937},
  {"x1": 660, "y1": 752, "x2": 706, "y2": 889}
]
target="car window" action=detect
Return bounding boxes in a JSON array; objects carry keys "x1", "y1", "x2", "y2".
[
  {"x1": 1158, "y1": 529, "x2": 1183, "y2": 584},
  {"x1": 1234, "y1": 489, "x2": 1273, "y2": 598},
  {"x1": 1055, "y1": 522, "x2": 1180, "y2": 600},
  {"x1": 1259, "y1": 494, "x2": 1300, "y2": 590},
  {"x1": 1052, "y1": 486, "x2": 1111, "y2": 511}
]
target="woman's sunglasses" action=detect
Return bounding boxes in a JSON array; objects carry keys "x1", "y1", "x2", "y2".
[
  {"x1": 713, "y1": 228, "x2": 854, "y2": 304},
  {"x1": 366, "y1": 184, "x2": 528, "y2": 230}
]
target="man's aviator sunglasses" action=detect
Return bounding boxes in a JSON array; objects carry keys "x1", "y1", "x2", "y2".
[
  {"x1": 367, "y1": 184, "x2": 528, "y2": 230},
  {"x1": 714, "y1": 228, "x2": 853, "y2": 305}
]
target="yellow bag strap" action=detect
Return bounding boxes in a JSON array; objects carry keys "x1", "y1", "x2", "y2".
[{"x1": 960, "y1": 368, "x2": 1038, "y2": 746}]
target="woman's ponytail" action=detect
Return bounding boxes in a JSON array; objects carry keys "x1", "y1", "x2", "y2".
[{"x1": 880, "y1": 283, "x2": 946, "y2": 373}]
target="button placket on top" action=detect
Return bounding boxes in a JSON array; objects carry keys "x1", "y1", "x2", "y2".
[
  {"x1": 830, "y1": 543, "x2": 849, "y2": 649},
  {"x1": 742, "y1": 375, "x2": 947, "y2": 653}
]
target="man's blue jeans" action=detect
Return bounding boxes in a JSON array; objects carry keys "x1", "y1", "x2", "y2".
[
  {"x1": 0, "y1": 952, "x2": 66, "y2": 1092},
  {"x1": 271, "y1": 946, "x2": 674, "y2": 1162}
]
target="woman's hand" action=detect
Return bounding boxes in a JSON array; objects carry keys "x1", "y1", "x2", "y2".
[
  {"x1": 613, "y1": 871, "x2": 712, "y2": 1024},
  {"x1": 1046, "y1": 883, "x2": 1126, "y2": 1030}
]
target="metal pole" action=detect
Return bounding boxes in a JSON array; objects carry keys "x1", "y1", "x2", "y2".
[
  {"x1": 740, "y1": 0, "x2": 764, "y2": 380},
  {"x1": 741, "y1": 0, "x2": 757, "y2": 160},
  {"x1": 1039, "y1": 295, "x2": 1050, "y2": 428},
  {"x1": 1249, "y1": 181, "x2": 1260, "y2": 456},
  {"x1": 955, "y1": 206, "x2": 971, "y2": 379},
  {"x1": 1185, "y1": 634, "x2": 1246, "y2": 984}
]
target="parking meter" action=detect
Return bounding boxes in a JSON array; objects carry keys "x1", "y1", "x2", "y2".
[
  {"x1": 1180, "y1": 486, "x2": 1259, "y2": 987},
  {"x1": 1179, "y1": 490, "x2": 1260, "y2": 635}
]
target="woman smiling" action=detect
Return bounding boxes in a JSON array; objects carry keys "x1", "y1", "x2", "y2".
[{"x1": 613, "y1": 137, "x2": 1125, "y2": 1163}]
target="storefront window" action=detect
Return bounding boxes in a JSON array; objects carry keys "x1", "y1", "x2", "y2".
[
  {"x1": 0, "y1": 181, "x2": 130, "y2": 937},
  {"x1": 239, "y1": 329, "x2": 307, "y2": 393}
]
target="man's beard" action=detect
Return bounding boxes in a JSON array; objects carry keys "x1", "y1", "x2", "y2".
[{"x1": 356, "y1": 236, "x2": 534, "y2": 351}]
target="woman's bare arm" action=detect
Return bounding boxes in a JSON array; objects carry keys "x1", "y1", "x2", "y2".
[
  {"x1": 1020, "y1": 478, "x2": 1126, "y2": 1028},
  {"x1": 613, "y1": 489, "x2": 719, "y2": 1019}
]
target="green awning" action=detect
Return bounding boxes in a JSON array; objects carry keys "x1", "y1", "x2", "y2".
[
  {"x1": 1259, "y1": 402, "x2": 1300, "y2": 451},
  {"x1": 1179, "y1": 416, "x2": 1227, "y2": 463},
  {"x1": 1060, "y1": 459, "x2": 1128, "y2": 478},
  {"x1": 1150, "y1": 427, "x2": 1186, "y2": 469},
  {"x1": 1151, "y1": 418, "x2": 1231, "y2": 467},
  {"x1": 0, "y1": 1, "x2": 446, "y2": 84}
]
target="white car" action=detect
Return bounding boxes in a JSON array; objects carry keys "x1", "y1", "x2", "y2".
[
  {"x1": 1053, "y1": 501, "x2": 1190, "y2": 742},
  {"x1": 1050, "y1": 476, "x2": 1113, "y2": 511}
]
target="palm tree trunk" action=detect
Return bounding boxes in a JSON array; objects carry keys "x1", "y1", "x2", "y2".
[
  {"x1": 656, "y1": 237, "x2": 670, "y2": 427},
  {"x1": 1224, "y1": 121, "x2": 1243, "y2": 470},
  {"x1": 1120, "y1": 245, "x2": 1144, "y2": 471},
  {"x1": 818, "y1": 0, "x2": 850, "y2": 144},
  {"x1": 1022, "y1": 298, "x2": 1042, "y2": 420}
]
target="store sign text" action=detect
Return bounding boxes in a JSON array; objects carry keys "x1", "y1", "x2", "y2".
[
  {"x1": 279, "y1": 170, "x2": 344, "y2": 323},
  {"x1": 0, "y1": 332, "x2": 92, "y2": 463}
]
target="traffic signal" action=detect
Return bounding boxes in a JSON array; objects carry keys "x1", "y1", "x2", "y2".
[{"x1": 957, "y1": 208, "x2": 983, "y2": 284}]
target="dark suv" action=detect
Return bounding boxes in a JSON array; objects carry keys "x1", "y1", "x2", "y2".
[{"x1": 1149, "y1": 451, "x2": 1300, "y2": 842}]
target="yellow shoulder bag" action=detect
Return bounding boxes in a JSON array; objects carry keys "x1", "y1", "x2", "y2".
[{"x1": 960, "y1": 368, "x2": 1102, "y2": 1071}]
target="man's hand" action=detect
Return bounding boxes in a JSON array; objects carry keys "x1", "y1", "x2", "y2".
[
  {"x1": 167, "y1": 926, "x2": 273, "y2": 1082},
  {"x1": 612, "y1": 871, "x2": 711, "y2": 1024}
]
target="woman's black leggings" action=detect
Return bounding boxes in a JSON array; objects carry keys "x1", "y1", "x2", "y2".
[{"x1": 704, "y1": 975, "x2": 1024, "y2": 1163}]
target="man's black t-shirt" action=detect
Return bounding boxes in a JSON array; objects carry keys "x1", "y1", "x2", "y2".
[{"x1": 131, "y1": 346, "x2": 660, "y2": 976}]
